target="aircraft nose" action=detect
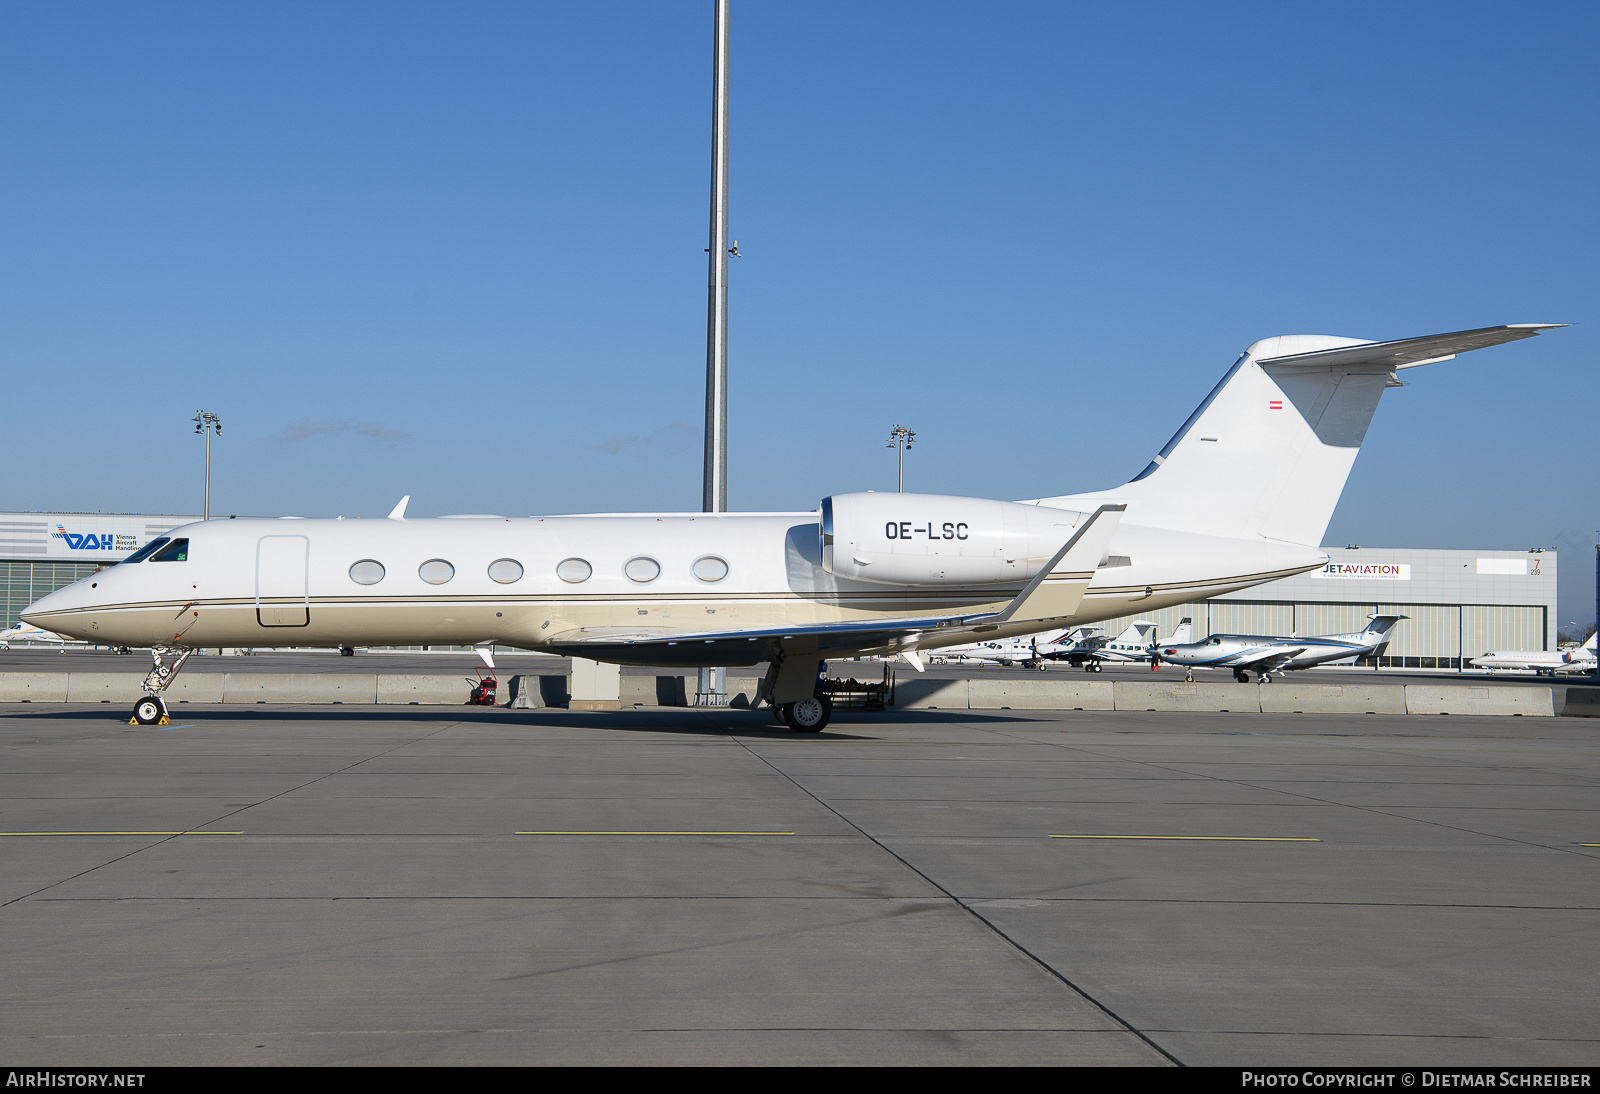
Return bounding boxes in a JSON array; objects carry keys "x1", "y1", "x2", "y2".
[{"x1": 21, "y1": 582, "x2": 87, "y2": 626}]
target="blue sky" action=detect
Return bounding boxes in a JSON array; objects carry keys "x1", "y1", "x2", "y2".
[{"x1": 2, "y1": 1, "x2": 1596, "y2": 624}]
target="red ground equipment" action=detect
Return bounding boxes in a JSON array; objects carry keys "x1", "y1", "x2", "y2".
[{"x1": 467, "y1": 668, "x2": 498, "y2": 706}]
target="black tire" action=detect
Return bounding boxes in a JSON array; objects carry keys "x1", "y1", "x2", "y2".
[
  {"x1": 780, "y1": 694, "x2": 832, "y2": 733},
  {"x1": 1234, "y1": 671, "x2": 1249, "y2": 684},
  {"x1": 133, "y1": 697, "x2": 164, "y2": 725},
  {"x1": 340, "y1": 646, "x2": 355, "y2": 657}
]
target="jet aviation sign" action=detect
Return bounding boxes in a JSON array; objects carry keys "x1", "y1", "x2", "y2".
[{"x1": 1312, "y1": 562, "x2": 1411, "y2": 580}]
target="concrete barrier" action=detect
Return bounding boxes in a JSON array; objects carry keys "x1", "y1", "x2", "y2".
[
  {"x1": 0, "y1": 673, "x2": 69, "y2": 702},
  {"x1": 895, "y1": 678, "x2": 970, "y2": 709},
  {"x1": 225, "y1": 673, "x2": 380, "y2": 705},
  {"x1": 1406, "y1": 685, "x2": 1554, "y2": 717},
  {"x1": 373, "y1": 674, "x2": 468, "y2": 705},
  {"x1": 967, "y1": 678, "x2": 1114, "y2": 710},
  {"x1": 1114, "y1": 681, "x2": 1260, "y2": 713},
  {"x1": 1562, "y1": 687, "x2": 1600, "y2": 717},
  {"x1": 1259, "y1": 682, "x2": 1408, "y2": 715},
  {"x1": 0, "y1": 671, "x2": 1567, "y2": 718},
  {"x1": 64, "y1": 672, "x2": 228, "y2": 705},
  {"x1": 570, "y1": 658, "x2": 621, "y2": 710}
]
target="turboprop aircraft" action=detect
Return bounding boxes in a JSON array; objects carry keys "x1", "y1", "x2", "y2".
[
  {"x1": 21, "y1": 323, "x2": 1565, "y2": 731},
  {"x1": 1470, "y1": 632, "x2": 1597, "y2": 676},
  {"x1": 1037, "y1": 620, "x2": 1158, "y2": 672},
  {"x1": 1155, "y1": 615, "x2": 1406, "y2": 682}
]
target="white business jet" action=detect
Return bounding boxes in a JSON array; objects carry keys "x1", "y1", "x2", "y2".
[
  {"x1": 22, "y1": 324, "x2": 1564, "y2": 731},
  {"x1": 0, "y1": 621, "x2": 76, "y2": 649},
  {"x1": 1471, "y1": 633, "x2": 1597, "y2": 676},
  {"x1": 928, "y1": 635, "x2": 1041, "y2": 667}
]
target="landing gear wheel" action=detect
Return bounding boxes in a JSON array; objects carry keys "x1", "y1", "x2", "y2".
[
  {"x1": 1233, "y1": 670, "x2": 1249, "y2": 684},
  {"x1": 1260, "y1": 672, "x2": 1273, "y2": 684},
  {"x1": 780, "y1": 694, "x2": 832, "y2": 733},
  {"x1": 132, "y1": 696, "x2": 167, "y2": 725},
  {"x1": 1184, "y1": 672, "x2": 1195, "y2": 683}
]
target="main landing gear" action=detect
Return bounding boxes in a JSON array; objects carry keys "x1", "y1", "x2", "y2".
[
  {"x1": 1083, "y1": 662, "x2": 1104, "y2": 673},
  {"x1": 130, "y1": 646, "x2": 194, "y2": 726},
  {"x1": 778, "y1": 694, "x2": 833, "y2": 733}
]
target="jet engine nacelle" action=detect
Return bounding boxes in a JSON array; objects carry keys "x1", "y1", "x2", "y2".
[{"x1": 820, "y1": 492, "x2": 1088, "y2": 586}]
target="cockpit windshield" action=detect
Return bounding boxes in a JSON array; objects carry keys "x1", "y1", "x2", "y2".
[
  {"x1": 119, "y1": 538, "x2": 170, "y2": 565},
  {"x1": 150, "y1": 539, "x2": 189, "y2": 562}
]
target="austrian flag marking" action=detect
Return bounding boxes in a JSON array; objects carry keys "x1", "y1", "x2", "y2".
[{"x1": 1268, "y1": 400, "x2": 1283, "y2": 410}]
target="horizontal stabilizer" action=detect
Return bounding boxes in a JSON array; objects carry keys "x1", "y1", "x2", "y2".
[{"x1": 1258, "y1": 324, "x2": 1566, "y2": 373}]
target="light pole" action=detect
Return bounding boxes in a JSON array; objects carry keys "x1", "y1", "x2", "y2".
[
  {"x1": 696, "y1": 0, "x2": 733, "y2": 707},
  {"x1": 192, "y1": 411, "x2": 221, "y2": 520},
  {"x1": 887, "y1": 424, "x2": 916, "y2": 492}
]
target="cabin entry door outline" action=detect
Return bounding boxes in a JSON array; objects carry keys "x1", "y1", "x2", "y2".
[{"x1": 256, "y1": 535, "x2": 310, "y2": 627}]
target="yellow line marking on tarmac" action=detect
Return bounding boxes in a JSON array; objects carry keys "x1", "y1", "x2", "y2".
[
  {"x1": 1049, "y1": 835, "x2": 1320, "y2": 842},
  {"x1": 515, "y1": 830, "x2": 795, "y2": 836},
  {"x1": 0, "y1": 831, "x2": 243, "y2": 837}
]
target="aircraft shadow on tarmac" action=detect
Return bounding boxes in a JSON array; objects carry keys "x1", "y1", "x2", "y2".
[{"x1": 0, "y1": 705, "x2": 1037, "y2": 736}]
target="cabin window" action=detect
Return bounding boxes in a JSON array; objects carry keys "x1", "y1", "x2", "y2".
[
  {"x1": 691, "y1": 556, "x2": 729, "y2": 583},
  {"x1": 121, "y1": 538, "x2": 169, "y2": 564},
  {"x1": 488, "y1": 558, "x2": 524, "y2": 583},
  {"x1": 556, "y1": 558, "x2": 591, "y2": 583},
  {"x1": 150, "y1": 539, "x2": 189, "y2": 562},
  {"x1": 419, "y1": 559, "x2": 455, "y2": 584},
  {"x1": 624, "y1": 556, "x2": 661, "y2": 583},
  {"x1": 349, "y1": 560, "x2": 385, "y2": 585}
]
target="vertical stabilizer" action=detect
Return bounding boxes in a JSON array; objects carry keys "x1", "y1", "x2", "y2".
[{"x1": 1034, "y1": 325, "x2": 1564, "y2": 547}]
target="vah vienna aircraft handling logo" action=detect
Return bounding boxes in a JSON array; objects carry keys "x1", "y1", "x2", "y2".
[{"x1": 52, "y1": 525, "x2": 116, "y2": 552}]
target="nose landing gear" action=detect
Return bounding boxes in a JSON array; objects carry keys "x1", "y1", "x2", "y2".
[{"x1": 130, "y1": 646, "x2": 195, "y2": 726}]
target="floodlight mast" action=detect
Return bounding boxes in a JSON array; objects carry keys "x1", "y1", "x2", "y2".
[
  {"x1": 192, "y1": 411, "x2": 221, "y2": 521},
  {"x1": 887, "y1": 424, "x2": 916, "y2": 492},
  {"x1": 697, "y1": 0, "x2": 732, "y2": 707},
  {"x1": 703, "y1": 0, "x2": 730, "y2": 516}
]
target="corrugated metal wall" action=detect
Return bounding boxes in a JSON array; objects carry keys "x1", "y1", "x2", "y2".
[
  {"x1": 1379, "y1": 603, "x2": 1460, "y2": 659},
  {"x1": 1293, "y1": 603, "x2": 1377, "y2": 638},
  {"x1": 1461, "y1": 605, "x2": 1546, "y2": 656},
  {"x1": 1208, "y1": 602, "x2": 1295, "y2": 637}
]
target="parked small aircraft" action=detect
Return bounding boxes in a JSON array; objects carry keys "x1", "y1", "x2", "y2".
[
  {"x1": 928, "y1": 635, "x2": 1040, "y2": 667},
  {"x1": 1038, "y1": 621, "x2": 1159, "y2": 672},
  {"x1": 1155, "y1": 615, "x2": 1406, "y2": 682},
  {"x1": 1471, "y1": 632, "x2": 1597, "y2": 676},
  {"x1": 22, "y1": 324, "x2": 1564, "y2": 730}
]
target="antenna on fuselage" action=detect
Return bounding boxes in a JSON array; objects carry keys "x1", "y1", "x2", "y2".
[{"x1": 387, "y1": 495, "x2": 410, "y2": 520}]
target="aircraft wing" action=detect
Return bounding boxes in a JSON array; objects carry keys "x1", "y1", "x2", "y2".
[
  {"x1": 1257, "y1": 324, "x2": 1566, "y2": 373},
  {"x1": 1228, "y1": 646, "x2": 1307, "y2": 672},
  {"x1": 544, "y1": 504, "x2": 1125, "y2": 666}
]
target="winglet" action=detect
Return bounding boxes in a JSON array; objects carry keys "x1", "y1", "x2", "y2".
[{"x1": 387, "y1": 495, "x2": 411, "y2": 521}]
